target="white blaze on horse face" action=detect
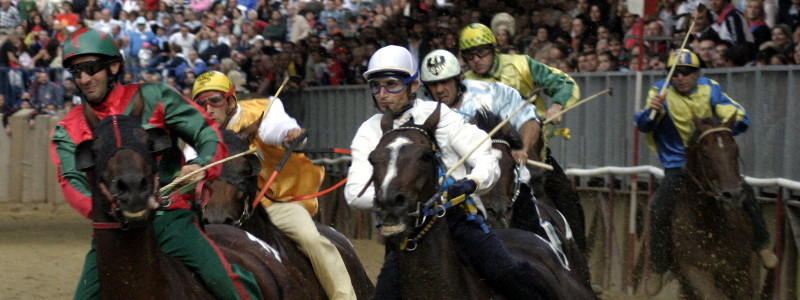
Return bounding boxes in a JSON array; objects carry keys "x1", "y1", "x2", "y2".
[
  {"x1": 380, "y1": 137, "x2": 412, "y2": 199},
  {"x1": 717, "y1": 136, "x2": 724, "y2": 148}
]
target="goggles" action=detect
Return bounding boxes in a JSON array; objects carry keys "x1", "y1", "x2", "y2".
[
  {"x1": 462, "y1": 46, "x2": 494, "y2": 61},
  {"x1": 368, "y1": 77, "x2": 413, "y2": 95},
  {"x1": 194, "y1": 92, "x2": 228, "y2": 108},
  {"x1": 669, "y1": 67, "x2": 698, "y2": 78},
  {"x1": 67, "y1": 58, "x2": 120, "y2": 78}
]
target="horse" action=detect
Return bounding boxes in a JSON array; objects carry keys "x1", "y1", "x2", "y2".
[
  {"x1": 670, "y1": 116, "x2": 761, "y2": 299},
  {"x1": 200, "y1": 119, "x2": 375, "y2": 299},
  {"x1": 369, "y1": 103, "x2": 597, "y2": 299},
  {"x1": 74, "y1": 114, "x2": 291, "y2": 299},
  {"x1": 470, "y1": 109, "x2": 593, "y2": 288}
]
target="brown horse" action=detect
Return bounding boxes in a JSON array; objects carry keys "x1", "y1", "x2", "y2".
[
  {"x1": 671, "y1": 116, "x2": 761, "y2": 299},
  {"x1": 201, "y1": 122, "x2": 375, "y2": 299},
  {"x1": 369, "y1": 104, "x2": 597, "y2": 299},
  {"x1": 74, "y1": 114, "x2": 291, "y2": 299},
  {"x1": 470, "y1": 109, "x2": 593, "y2": 288}
]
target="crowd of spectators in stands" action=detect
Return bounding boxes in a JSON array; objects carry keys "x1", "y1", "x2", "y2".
[{"x1": 0, "y1": 0, "x2": 799, "y2": 119}]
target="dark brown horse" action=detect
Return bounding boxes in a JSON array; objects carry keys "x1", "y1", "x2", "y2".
[
  {"x1": 201, "y1": 122, "x2": 374, "y2": 299},
  {"x1": 470, "y1": 109, "x2": 593, "y2": 288},
  {"x1": 671, "y1": 116, "x2": 761, "y2": 299},
  {"x1": 75, "y1": 114, "x2": 293, "y2": 299},
  {"x1": 369, "y1": 104, "x2": 597, "y2": 299}
]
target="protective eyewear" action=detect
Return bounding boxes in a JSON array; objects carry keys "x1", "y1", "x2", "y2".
[
  {"x1": 669, "y1": 67, "x2": 697, "y2": 78},
  {"x1": 194, "y1": 93, "x2": 228, "y2": 108},
  {"x1": 368, "y1": 78, "x2": 409, "y2": 95},
  {"x1": 462, "y1": 47, "x2": 494, "y2": 61},
  {"x1": 67, "y1": 58, "x2": 119, "y2": 78}
]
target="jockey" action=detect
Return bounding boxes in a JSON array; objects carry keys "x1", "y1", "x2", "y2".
[
  {"x1": 189, "y1": 71, "x2": 356, "y2": 300},
  {"x1": 634, "y1": 49, "x2": 776, "y2": 296},
  {"x1": 50, "y1": 28, "x2": 261, "y2": 300},
  {"x1": 459, "y1": 22, "x2": 588, "y2": 255},
  {"x1": 344, "y1": 45, "x2": 555, "y2": 299},
  {"x1": 419, "y1": 48, "x2": 541, "y2": 168},
  {"x1": 459, "y1": 23, "x2": 580, "y2": 128}
]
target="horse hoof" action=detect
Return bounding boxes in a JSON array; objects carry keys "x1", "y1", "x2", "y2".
[
  {"x1": 759, "y1": 249, "x2": 779, "y2": 269},
  {"x1": 645, "y1": 272, "x2": 663, "y2": 296}
]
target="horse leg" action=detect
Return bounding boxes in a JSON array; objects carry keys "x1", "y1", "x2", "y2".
[{"x1": 678, "y1": 263, "x2": 730, "y2": 300}]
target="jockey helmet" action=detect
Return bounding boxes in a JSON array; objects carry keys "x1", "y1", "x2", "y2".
[
  {"x1": 62, "y1": 28, "x2": 121, "y2": 66},
  {"x1": 420, "y1": 49, "x2": 461, "y2": 83},
  {"x1": 363, "y1": 45, "x2": 419, "y2": 81},
  {"x1": 667, "y1": 49, "x2": 701, "y2": 69},
  {"x1": 459, "y1": 23, "x2": 497, "y2": 51},
  {"x1": 192, "y1": 71, "x2": 237, "y2": 102}
]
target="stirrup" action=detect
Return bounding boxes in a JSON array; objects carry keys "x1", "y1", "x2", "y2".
[
  {"x1": 759, "y1": 249, "x2": 778, "y2": 269},
  {"x1": 645, "y1": 272, "x2": 663, "y2": 296}
]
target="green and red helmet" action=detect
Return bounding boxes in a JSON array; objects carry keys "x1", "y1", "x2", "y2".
[{"x1": 62, "y1": 28, "x2": 121, "y2": 66}]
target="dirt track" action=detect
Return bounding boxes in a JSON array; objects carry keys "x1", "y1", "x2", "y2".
[
  {"x1": 0, "y1": 203, "x2": 385, "y2": 300},
  {"x1": 0, "y1": 203, "x2": 681, "y2": 300}
]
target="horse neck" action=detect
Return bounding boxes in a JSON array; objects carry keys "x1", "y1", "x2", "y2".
[{"x1": 397, "y1": 218, "x2": 483, "y2": 297}]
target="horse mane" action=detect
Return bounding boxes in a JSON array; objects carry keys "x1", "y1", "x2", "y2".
[{"x1": 472, "y1": 109, "x2": 524, "y2": 150}]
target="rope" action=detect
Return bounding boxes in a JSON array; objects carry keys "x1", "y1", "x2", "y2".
[{"x1": 159, "y1": 148, "x2": 258, "y2": 196}]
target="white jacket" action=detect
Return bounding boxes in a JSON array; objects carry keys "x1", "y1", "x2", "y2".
[{"x1": 344, "y1": 98, "x2": 500, "y2": 214}]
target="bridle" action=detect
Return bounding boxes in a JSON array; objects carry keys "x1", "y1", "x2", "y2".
[
  {"x1": 686, "y1": 126, "x2": 737, "y2": 199},
  {"x1": 374, "y1": 125, "x2": 486, "y2": 251}
]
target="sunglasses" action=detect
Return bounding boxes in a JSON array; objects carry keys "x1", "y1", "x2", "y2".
[
  {"x1": 462, "y1": 47, "x2": 494, "y2": 61},
  {"x1": 194, "y1": 94, "x2": 228, "y2": 108},
  {"x1": 67, "y1": 58, "x2": 121, "y2": 78},
  {"x1": 368, "y1": 78, "x2": 409, "y2": 95},
  {"x1": 669, "y1": 67, "x2": 697, "y2": 78}
]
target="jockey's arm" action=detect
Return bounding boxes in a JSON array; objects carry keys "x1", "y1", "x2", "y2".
[
  {"x1": 258, "y1": 97, "x2": 305, "y2": 147},
  {"x1": 441, "y1": 110, "x2": 500, "y2": 195},
  {"x1": 515, "y1": 119, "x2": 540, "y2": 163},
  {"x1": 344, "y1": 116, "x2": 381, "y2": 210}
]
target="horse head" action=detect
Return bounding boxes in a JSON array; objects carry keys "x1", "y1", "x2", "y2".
[
  {"x1": 686, "y1": 114, "x2": 743, "y2": 209},
  {"x1": 369, "y1": 104, "x2": 441, "y2": 246},
  {"x1": 470, "y1": 109, "x2": 523, "y2": 228},
  {"x1": 202, "y1": 118, "x2": 262, "y2": 226},
  {"x1": 75, "y1": 114, "x2": 171, "y2": 227}
]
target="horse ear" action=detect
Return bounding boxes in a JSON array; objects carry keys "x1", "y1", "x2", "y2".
[
  {"x1": 145, "y1": 127, "x2": 172, "y2": 155},
  {"x1": 245, "y1": 154, "x2": 262, "y2": 177},
  {"x1": 422, "y1": 101, "x2": 441, "y2": 133},
  {"x1": 82, "y1": 105, "x2": 101, "y2": 131},
  {"x1": 237, "y1": 112, "x2": 263, "y2": 144},
  {"x1": 380, "y1": 109, "x2": 394, "y2": 134},
  {"x1": 75, "y1": 139, "x2": 96, "y2": 172},
  {"x1": 724, "y1": 112, "x2": 737, "y2": 129}
]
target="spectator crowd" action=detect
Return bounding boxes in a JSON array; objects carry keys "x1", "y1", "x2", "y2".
[{"x1": 1, "y1": 0, "x2": 799, "y2": 121}]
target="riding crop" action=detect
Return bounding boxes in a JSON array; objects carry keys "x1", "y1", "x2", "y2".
[
  {"x1": 251, "y1": 130, "x2": 308, "y2": 209},
  {"x1": 543, "y1": 88, "x2": 612, "y2": 125},
  {"x1": 648, "y1": 4, "x2": 705, "y2": 120}
]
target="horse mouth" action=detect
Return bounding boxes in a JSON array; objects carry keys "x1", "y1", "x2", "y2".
[
  {"x1": 380, "y1": 224, "x2": 407, "y2": 236},
  {"x1": 122, "y1": 209, "x2": 149, "y2": 218}
]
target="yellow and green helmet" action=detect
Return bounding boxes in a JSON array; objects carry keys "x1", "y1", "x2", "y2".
[
  {"x1": 62, "y1": 28, "x2": 121, "y2": 66},
  {"x1": 459, "y1": 23, "x2": 497, "y2": 51}
]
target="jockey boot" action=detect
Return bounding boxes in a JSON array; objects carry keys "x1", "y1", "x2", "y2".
[
  {"x1": 645, "y1": 272, "x2": 663, "y2": 296},
  {"x1": 759, "y1": 249, "x2": 779, "y2": 269}
]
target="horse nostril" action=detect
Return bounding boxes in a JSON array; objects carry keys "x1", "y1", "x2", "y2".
[
  {"x1": 722, "y1": 191, "x2": 733, "y2": 199},
  {"x1": 393, "y1": 194, "x2": 406, "y2": 206}
]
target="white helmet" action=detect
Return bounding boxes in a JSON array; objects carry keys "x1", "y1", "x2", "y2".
[
  {"x1": 420, "y1": 49, "x2": 461, "y2": 83},
  {"x1": 363, "y1": 45, "x2": 418, "y2": 81}
]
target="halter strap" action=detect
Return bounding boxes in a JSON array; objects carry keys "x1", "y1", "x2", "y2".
[
  {"x1": 491, "y1": 139, "x2": 510, "y2": 148},
  {"x1": 696, "y1": 127, "x2": 732, "y2": 143}
]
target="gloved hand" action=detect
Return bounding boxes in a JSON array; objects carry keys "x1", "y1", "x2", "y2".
[{"x1": 447, "y1": 178, "x2": 477, "y2": 200}]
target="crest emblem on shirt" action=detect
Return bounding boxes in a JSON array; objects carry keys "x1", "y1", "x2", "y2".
[{"x1": 426, "y1": 55, "x2": 446, "y2": 76}]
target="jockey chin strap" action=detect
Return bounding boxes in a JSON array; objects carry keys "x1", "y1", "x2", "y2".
[{"x1": 687, "y1": 127, "x2": 735, "y2": 198}]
